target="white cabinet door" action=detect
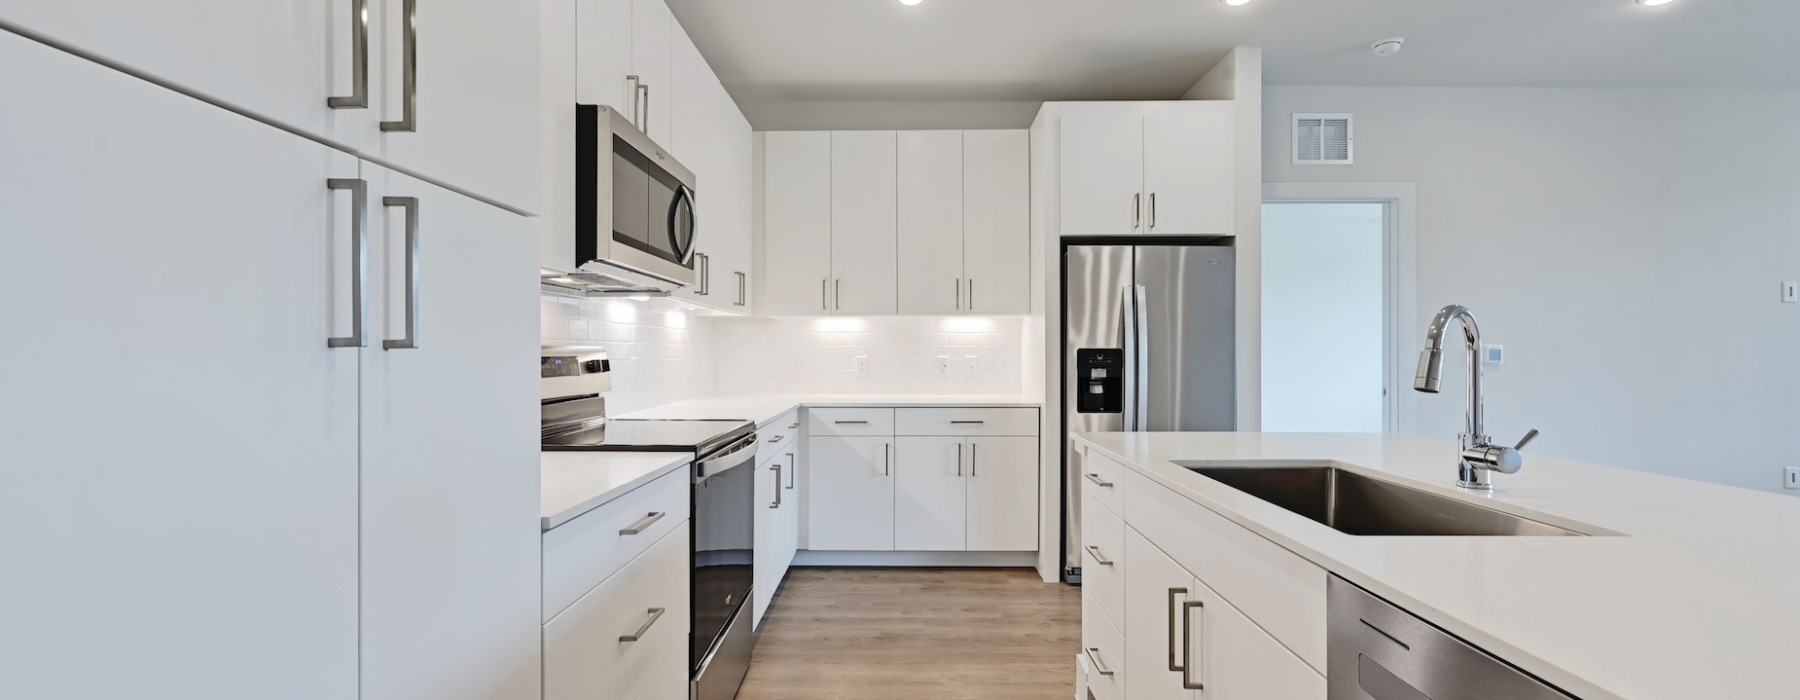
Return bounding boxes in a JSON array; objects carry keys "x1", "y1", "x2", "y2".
[
  {"x1": 574, "y1": 0, "x2": 634, "y2": 112},
  {"x1": 896, "y1": 131, "x2": 964, "y2": 315},
  {"x1": 806, "y1": 436, "x2": 895, "y2": 551},
  {"x1": 829, "y1": 130, "x2": 900, "y2": 315},
  {"x1": 1124, "y1": 529, "x2": 1200, "y2": 700},
  {"x1": 359, "y1": 164, "x2": 541, "y2": 700},
  {"x1": 544, "y1": 522, "x2": 691, "y2": 700},
  {"x1": 719, "y1": 104, "x2": 756, "y2": 312},
  {"x1": 961, "y1": 129, "x2": 1031, "y2": 314},
  {"x1": 370, "y1": 0, "x2": 539, "y2": 213},
  {"x1": 1143, "y1": 106, "x2": 1235, "y2": 236},
  {"x1": 669, "y1": 27, "x2": 720, "y2": 309},
  {"x1": 630, "y1": 0, "x2": 673, "y2": 146},
  {"x1": 753, "y1": 448, "x2": 800, "y2": 627},
  {"x1": 1187, "y1": 568, "x2": 1326, "y2": 699},
  {"x1": 1059, "y1": 111, "x2": 1144, "y2": 236},
  {"x1": 762, "y1": 131, "x2": 835, "y2": 315},
  {"x1": 965, "y1": 436, "x2": 1039, "y2": 551},
  {"x1": 667, "y1": 24, "x2": 707, "y2": 157},
  {"x1": 0, "y1": 0, "x2": 359, "y2": 145},
  {"x1": 0, "y1": 32, "x2": 357, "y2": 700},
  {"x1": 894, "y1": 437, "x2": 968, "y2": 551}
]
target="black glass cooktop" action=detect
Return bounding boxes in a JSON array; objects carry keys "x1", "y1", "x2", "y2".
[{"x1": 543, "y1": 418, "x2": 753, "y2": 453}]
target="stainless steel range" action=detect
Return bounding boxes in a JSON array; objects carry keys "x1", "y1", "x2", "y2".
[{"x1": 541, "y1": 367, "x2": 758, "y2": 700}]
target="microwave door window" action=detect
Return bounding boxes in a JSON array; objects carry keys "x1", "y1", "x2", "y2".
[{"x1": 612, "y1": 150, "x2": 650, "y2": 247}]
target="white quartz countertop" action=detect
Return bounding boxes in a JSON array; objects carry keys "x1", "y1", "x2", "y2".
[
  {"x1": 1073, "y1": 431, "x2": 1800, "y2": 700},
  {"x1": 540, "y1": 451, "x2": 690, "y2": 531},
  {"x1": 618, "y1": 394, "x2": 1041, "y2": 428}
]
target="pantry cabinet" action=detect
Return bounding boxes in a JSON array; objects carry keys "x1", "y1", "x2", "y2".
[{"x1": 1056, "y1": 102, "x2": 1235, "y2": 236}]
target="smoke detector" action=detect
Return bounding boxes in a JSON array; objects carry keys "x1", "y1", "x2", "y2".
[{"x1": 1371, "y1": 38, "x2": 1406, "y2": 57}]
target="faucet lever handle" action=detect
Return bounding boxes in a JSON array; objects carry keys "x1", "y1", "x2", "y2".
[{"x1": 1514, "y1": 429, "x2": 1540, "y2": 451}]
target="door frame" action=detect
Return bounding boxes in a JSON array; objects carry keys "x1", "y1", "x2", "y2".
[{"x1": 1261, "y1": 183, "x2": 1418, "y2": 434}]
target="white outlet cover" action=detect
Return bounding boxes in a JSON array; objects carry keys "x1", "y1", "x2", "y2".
[
  {"x1": 854, "y1": 355, "x2": 870, "y2": 375},
  {"x1": 935, "y1": 356, "x2": 950, "y2": 375}
]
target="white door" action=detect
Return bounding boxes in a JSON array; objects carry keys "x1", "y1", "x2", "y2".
[
  {"x1": 752, "y1": 450, "x2": 783, "y2": 626},
  {"x1": 0, "y1": 0, "x2": 361, "y2": 145},
  {"x1": 1124, "y1": 530, "x2": 1200, "y2": 700},
  {"x1": 717, "y1": 102, "x2": 756, "y2": 312},
  {"x1": 630, "y1": 0, "x2": 673, "y2": 146},
  {"x1": 829, "y1": 130, "x2": 900, "y2": 315},
  {"x1": 1261, "y1": 202, "x2": 1388, "y2": 432},
  {"x1": 806, "y1": 436, "x2": 894, "y2": 551},
  {"x1": 1142, "y1": 106, "x2": 1235, "y2": 236},
  {"x1": 896, "y1": 130, "x2": 964, "y2": 315},
  {"x1": 964, "y1": 436, "x2": 1039, "y2": 551},
  {"x1": 574, "y1": 0, "x2": 635, "y2": 114},
  {"x1": 961, "y1": 129, "x2": 1031, "y2": 314},
  {"x1": 762, "y1": 131, "x2": 834, "y2": 315},
  {"x1": 893, "y1": 437, "x2": 968, "y2": 551},
  {"x1": 369, "y1": 0, "x2": 539, "y2": 212},
  {"x1": 1059, "y1": 111, "x2": 1144, "y2": 236},
  {"x1": 359, "y1": 163, "x2": 541, "y2": 700},
  {"x1": 0, "y1": 32, "x2": 357, "y2": 699}
]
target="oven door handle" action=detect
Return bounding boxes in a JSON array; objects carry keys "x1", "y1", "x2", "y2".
[{"x1": 695, "y1": 433, "x2": 759, "y2": 479}]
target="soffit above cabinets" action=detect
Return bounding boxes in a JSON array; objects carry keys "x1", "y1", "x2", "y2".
[{"x1": 667, "y1": 0, "x2": 1800, "y2": 102}]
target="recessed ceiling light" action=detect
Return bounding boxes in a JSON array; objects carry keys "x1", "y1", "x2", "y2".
[
  {"x1": 898, "y1": 0, "x2": 923, "y2": 5},
  {"x1": 1221, "y1": 0, "x2": 1253, "y2": 5},
  {"x1": 1637, "y1": 0, "x2": 1676, "y2": 5}
]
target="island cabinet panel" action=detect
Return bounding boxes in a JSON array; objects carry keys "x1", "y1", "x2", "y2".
[{"x1": 1123, "y1": 467, "x2": 1328, "y2": 674}]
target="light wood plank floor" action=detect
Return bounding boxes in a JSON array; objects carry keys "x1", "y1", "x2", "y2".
[{"x1": 737, "y1": 568, "x2": 1081, "y2": 700}]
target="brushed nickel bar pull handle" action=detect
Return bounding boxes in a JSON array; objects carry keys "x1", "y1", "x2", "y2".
[
  {"x1": 768, "y1": 435, "x2": 783, "y2": 443},
  {"x1": 955, "y1": 278, "x2": 961, "y2": 309},
  {"x1": 834, "y1": 278, "x2": 841, "y2": 310},
  {"x1": 970, "y1": 443, "x2": 977, "y2": 476},
  {"x1": 956, "y1": 443, "x2": 963, "y2": 477},
  {"x1": 949, "y1": 420, "x2": 986, "y2": 424},
  {"x1": 1132, "y1": 193, "x2": 1141, "y2": 230},
  {"x1": 618, "y1": 511, "x2": 665, "y2": 536},
  {"x1": 1084, "y1": 472, "x2": 1113, "y2": 488},
  {"x1": 883, "y1": 442, "x2": 890, "y2": 476},
  {"x1": 1085, "y1": 545, "x2": 1113, "y2": 566},
  {"x1": 736, "y1": 271, "x2": 746, "y2": 306},
  {"x1": 381, "y1": 196, "x2": 420, "y2": 350},
  {"x1": 967, "y1": 278, "x2": 974, "y2": 310},
  {"x1": 1149, "y1": 192, "x2": 1157, "y2": 229},
  {"x1": 379, "y1": 0, "x2": 417, "y2": 132},
  {"x1": 1181, "y1": 600, "x2": 1206, "y2": 690},
  {"x1": 834, "y1": 420, "x2": 869, "y2": 425},
  {"x1": 822, "y1": 278, "x2": 828, "y2": 310},
  {"x1": 769, "y1": 464, "x2": 782, "y2": 509},
  {"x1": 789, "y1": 422, "x2": 801, "y2": 429},
  {"x1": 619, "y1": 607, "x2": 666, "y2": 642},
  {"x1": 1084, "y1": 647, "x2": 1115, "y2": 676},
  {"x1": 327, "y1": 178, "x2": 368, "y2": 348},
  {"x1": 786, "y1": 453, "x2": 796, "y2": 489},
  {"x1": 625, "y1": 75, "x2": 642, "y2": 127},
  {"x1": 328, "y1": 0, "x2": 369, "y2": 108},
  {"x1": 641, "y1": 82, "x2": 651, "y2": 134},
  {"x1": 1168, "y1": 587, "x2": 1189, "y2": 672},
  {"x1": 696, "y1": 253, "x2": 708, "y2": 295}
]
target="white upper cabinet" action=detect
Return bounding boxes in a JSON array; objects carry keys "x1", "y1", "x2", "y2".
[
  {"x1": 961, "y1": 130, "x2": 1032, "y2": 314},
  {"x1": 671, "y1": 26, "x2": 754, "y2": 313},
  {"x1": 897, "y1": 131, "x2": 966, "y2": 316},
  {"x1": 830, "y1": 131, "x2": 901, "y2": 315},
  {"x1": 368, "y1": 0, "x2": 541, "y2": 214},
  {"x1": 762, "y1": 131, "x2": 835, "y2": 315},
  {"x1": 1143, "y1": 107, "x2": 1235, "y2": 235},
  {"x1": 0, "y1": 30, "x2": 359, "y2": 699},
  {"x1": 575, "y1": 0, "x2": 634, "y2": 112},
  {"x1": 630, "y1": 0, "x2": 674, "y2": 146},
  {"x1": 1060, "y1": 111, "x2": 1146, "y2": 235},
  {"x1": 1056, "y1": 103, "x2": 1236, "y2": 237}
]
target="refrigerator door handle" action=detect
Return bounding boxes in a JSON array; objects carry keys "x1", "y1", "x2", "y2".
[
  {"x1": 1120, "y1": 285, "x2": 1138, "y2": 431},
  {"x1": 1133, "y1": 284, "x2": 1150, "y2": 431}
]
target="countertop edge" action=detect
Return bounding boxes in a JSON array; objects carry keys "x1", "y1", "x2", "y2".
[
  {"x1": 1072, "y1": 435, "x2": 1624, "y2": 700},
  {"x1": 540, "y1": 453, "x2": 691, "y2": 532}
]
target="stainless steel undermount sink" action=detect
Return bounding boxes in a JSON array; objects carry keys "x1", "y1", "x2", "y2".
[{"x1": 1184, "y1": 465, "x2": 1588, "y2": 536}]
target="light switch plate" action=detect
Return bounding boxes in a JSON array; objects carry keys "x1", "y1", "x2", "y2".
[
  {"x1": 1782, "y1": 281, "x2": 1797, "y2": 304},
  {"x1": 1481, "y1": 345, "x2": 1504, "y2": 366},
  {"x1": 1785, "y1": 467, "x2": 1799, "y2": 490}
]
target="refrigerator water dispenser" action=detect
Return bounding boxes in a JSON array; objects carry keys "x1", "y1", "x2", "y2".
[{"x1": 1075, "y1": 348, "x2": 1124, "y2": 413}]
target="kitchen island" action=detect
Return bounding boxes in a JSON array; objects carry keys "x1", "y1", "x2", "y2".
[{"x1": 1074, "y1": 431, "x2": 1800, "y2": 700}]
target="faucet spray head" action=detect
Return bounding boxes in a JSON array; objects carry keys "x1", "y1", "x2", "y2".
[{"x1": 1415, "y1": 348, "x2": 1444, "y2": 393}]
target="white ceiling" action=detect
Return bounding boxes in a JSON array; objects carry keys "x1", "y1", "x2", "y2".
[{"x1": 666, "y1": 0, "x2": 1800, "y2": 103}]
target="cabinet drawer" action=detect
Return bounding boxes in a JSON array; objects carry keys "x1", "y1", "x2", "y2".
[
  {"x1": 543, "y1": 467, "x2": 690, "y2": 622},
  {"x1": 545, "y1": 522, "x2": 691, "y2": 700},
  {"x1": 895, "y1": 407, "x2": 1038, "y2": 436},
  {"x1": 1124, "y1": 468, "x2": 1328, "y2": 673},
  {"x1": 1082, "y1": 493, "x2": 1125, "y2": 631},
  {"x1": 808, "y1": 407, "x2": 895, "y2": 436},
  {"x1": 1079, "y1": 447, "x2": 1126, "y2": 516},
  {"x1": 757, "y1": 410, "x2": 803, "y2": 466},
  {"x1": 1081, "y1": 594, "x2": 1126, "y2": 700}
]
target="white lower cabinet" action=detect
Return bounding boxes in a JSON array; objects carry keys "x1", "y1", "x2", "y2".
[
  {"x1": 753, "y1": 412, "x2": 802, "y2": 628},
  {"x1": 895, "y1": 436, "x2": 969, "y2": 550},
  {"x1": 1123, "y1": 529, "x2": 1324, "y2": 700},
  {"x1": 965, "y1": 436, "x2": 1040, "y2": 551},
  {"x1": 544, "y1": 521, "x2": 692, "y2": 700},
  {"x1": 806, "y1": 434, "x2": 896, "y2": 551}
]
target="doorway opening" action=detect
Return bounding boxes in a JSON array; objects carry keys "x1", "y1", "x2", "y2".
[{"x1": 1260, "y1": 184, "x2": 1416, "y2": 433}]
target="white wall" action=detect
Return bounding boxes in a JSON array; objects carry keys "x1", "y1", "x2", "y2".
[
  {"x1": 740, "y1": 101, "x2": 1043, "y2": 131},
  {"x1": 1262, "y1": 202, "x2": 1386, "y2": 433},
  {"x1": 1264, "y1": 85, "x2": 1800, "y2": 492},
  {"x1": 539, "y1": 295, "x2": 715, "y2": 413},
  {"x1": 708, "y1": 316, "x2": 1026, "y2": 396}
]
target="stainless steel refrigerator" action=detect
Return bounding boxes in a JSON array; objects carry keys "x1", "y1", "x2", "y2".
[{"x1": 1062, "y1": 241, "x2": 1236, "y2": 582}]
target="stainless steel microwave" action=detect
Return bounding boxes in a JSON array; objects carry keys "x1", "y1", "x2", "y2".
[{"x1": 572, "y1": 104, "x2": 697, "y2": 292}]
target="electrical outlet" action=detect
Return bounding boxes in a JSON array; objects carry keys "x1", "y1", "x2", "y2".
[
  {"x1": 1785, "y1": 467, "x2": 1800, "y2": 489},
  {"x1": 1783, "y1": 281, "x2": 1798, "y2": 304},
  {"x1": 963, "y1": 355, "x2": 979, "y2": 374},
  {"x1": 854, "y1": 355, "x2": 870, "y2": 375},
  {"x1": 935, "y1": 356, "x2": 950, "y2": 375}
]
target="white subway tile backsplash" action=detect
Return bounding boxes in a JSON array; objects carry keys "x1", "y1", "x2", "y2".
[
  {"x1": 541, "y1": 295, "x2": 713, "y2": 414},
  {"x1": 708, "y1": 316, "x2": 1026, "y2": 396}
]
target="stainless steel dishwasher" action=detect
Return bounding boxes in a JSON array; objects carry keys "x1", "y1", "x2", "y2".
[{"x1": 1328, "y1": 576, "x2": 1578, "y2": 699}]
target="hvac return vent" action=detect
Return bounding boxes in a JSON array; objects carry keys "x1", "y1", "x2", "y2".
[{"x1": 1293, "y1": 113, "x2": 1353, "y2": 165}]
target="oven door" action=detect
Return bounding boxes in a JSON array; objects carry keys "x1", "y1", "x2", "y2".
[
  {"x1": 576, "y1": 104, "x2": 698, "y2": 288},
  {"x1": 691, "y1": 434, "x2": 756, "y2": 677}
]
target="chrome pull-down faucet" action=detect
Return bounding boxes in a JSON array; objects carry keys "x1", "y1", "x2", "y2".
[{"x1": 1414, "y1": 305, "x2": 1539, "y2": 489}]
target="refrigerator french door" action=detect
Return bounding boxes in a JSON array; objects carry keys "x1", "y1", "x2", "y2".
[{"x1": 1062, "y1": 242, "x2": 1236, "y2": 582}]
